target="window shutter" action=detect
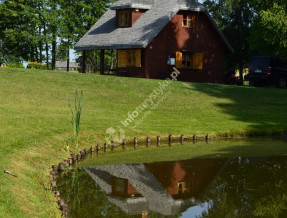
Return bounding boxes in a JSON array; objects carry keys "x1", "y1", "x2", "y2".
[
  {"x1": 118, "y1": 49, "x2": 141, "y2": 68},
  {"x1": 193, "y1": 53, "x2": 203, "y2": 70},
  {"x1": 117, "y1": 50, "x2": 128, "y2": 68},
  {"x1": 136, "y1": 49, "x2": 141, "y2": 67},
  {"x1": 176, "y1": 51, "x2": 182, "y2": 69}
]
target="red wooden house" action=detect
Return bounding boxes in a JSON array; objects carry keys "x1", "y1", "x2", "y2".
[
  {"x1": 86, "y1": 158, "x2": 227, "y2": 216},
  {"x1": 75, "y1": 0, "x2": 233, "y2": 83}
]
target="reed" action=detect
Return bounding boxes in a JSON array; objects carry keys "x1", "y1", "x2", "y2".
[{"x1": 67, "y1": 89, "x2": 83, "y2": 147}]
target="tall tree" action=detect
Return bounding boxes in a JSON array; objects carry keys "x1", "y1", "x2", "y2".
[
  {"x1": 58, "y1": 0, "x2": 77, "y2": 71},
  {"x1": 0, "y1": 0, "x2": 118, "y2": 69},
  {"x1": 0, "y1": 0, "x2": 48, "y2": 63},
  {"x1": 0, "y1": 39, "x2": 4, "y2": 66},
  {"x1": 249, "y1": 2, "x2": 287, "y2": 57},
  {"x1": 203, "y1": 0, "x2": 254, "y2": 80},
  {"x1": 0, "y1": 0, "x2": 34, "y2": 62},
  {"x1": 58, "y1": 0, "x2": 112, "y2": 72},
  {"x1": 74, "y1": 0, "x2": 114, "y2": 73},
  {"x1": 45, "y1": 0, "x2": 60, "y2": 70}
]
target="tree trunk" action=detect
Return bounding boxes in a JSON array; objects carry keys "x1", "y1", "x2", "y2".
[
  {"x1": 39, "y1": 25, "x2": 42, "y2": 63},
  {"x1": 95, "y1": 52, "x2": 98, "y2": 73},
  {"x1": 37, "y1": 3, "x2": 43, "y2": 63},
  {"x1": 43, "y1": 23, "x2": 49, "y2": 69},
  {"x1": 67, "y1": 36, "x2": 70, "y2": 72},
  {"x1": 52, "y1": 35, "x2": 56, "y2": 70},
  {"x1": 82, "y1": 50, "x2": 86, "y2": 73},
  {"x1": 109, "y1": 50, "x2": 114, "y2": 73},
  {"x1": 31, "y1": 45, "x2": 35, "y2": 62},
  {"x1": 239, "y1": 7, "x2": 244, "y2": 82},
  {"x1": 239, "y1": 53, "x2": 243, "y2": 81},
  {"x1": 100, "y1": 49, "x2": 105, "y2": 75}
]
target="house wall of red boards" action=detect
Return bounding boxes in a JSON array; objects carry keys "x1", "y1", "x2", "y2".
[{"x1": 116, "y1": 10, "x2": 230, "y2": 83}]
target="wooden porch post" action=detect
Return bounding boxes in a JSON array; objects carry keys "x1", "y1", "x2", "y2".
[
  {"x1": 82, "y1": 50, "x2": 86, "y2": 73},
  {"x1": 100, "y1": 49, "x2": 105, "y2": 75}
]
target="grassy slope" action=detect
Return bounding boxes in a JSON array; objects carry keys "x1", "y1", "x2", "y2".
[{"x1": 0, "y1": 68, "x2": 287, "y2": 217}]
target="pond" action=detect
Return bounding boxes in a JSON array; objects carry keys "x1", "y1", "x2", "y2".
[{"x1": 57, "y1": 140, "x2": 287, "y2": 217}]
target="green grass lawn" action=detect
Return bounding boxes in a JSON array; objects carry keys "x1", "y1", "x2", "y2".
[{"x1": 0, "y1": 67, "x2": 287, "y2": 217}]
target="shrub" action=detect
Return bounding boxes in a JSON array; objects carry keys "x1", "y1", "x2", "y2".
[
  {"x1": 7, "y1": 63, "x2": 24, "y2": 68},
  {"x1": 27, "y1": 62, "x2": 47, "y2": 70}
]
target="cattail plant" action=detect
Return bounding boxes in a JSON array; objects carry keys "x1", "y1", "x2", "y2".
[{"x1": 67, "y1": 89, "x2": 83, "y2": 147}]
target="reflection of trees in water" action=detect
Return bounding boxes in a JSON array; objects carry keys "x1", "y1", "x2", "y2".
[
  {"x1": 201, "y1": 157, "x2": 287, "y2": 218},
  {"x1": 56, "y1": 157, "x2": 287, "y2": 217},
  {"x1": 57, "y1": 169, "x2": 131, "y2": 217}
]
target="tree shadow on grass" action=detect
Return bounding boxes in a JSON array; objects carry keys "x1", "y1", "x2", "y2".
[
  {"x1": 188, "y1": 83, "x2": 287, "y2": 136},
  {"x1": 199, "y1": 138, "x2": 287, "y2": 159}
]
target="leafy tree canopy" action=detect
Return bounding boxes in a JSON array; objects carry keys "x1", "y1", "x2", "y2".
[{"x1": 250, "y1": 3, "x2": 287, "y2": 57}]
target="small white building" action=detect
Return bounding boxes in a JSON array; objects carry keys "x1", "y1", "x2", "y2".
[{"x1": 56, "y1": 61, "x2": 79, "y2": 71}]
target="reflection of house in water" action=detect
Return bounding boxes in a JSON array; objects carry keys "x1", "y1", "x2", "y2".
[{"x1": 85, "y1": 159, "x2": 227, "y2": 216}]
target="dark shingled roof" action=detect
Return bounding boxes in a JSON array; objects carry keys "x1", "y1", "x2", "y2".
[
  {"x1": 75, "y1": 0, "x2": 233, "y2": 52},
  {"x1": 85, "y1": 164, "x2": 198, "y2": 216}
]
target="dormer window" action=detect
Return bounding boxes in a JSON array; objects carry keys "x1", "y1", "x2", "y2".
[
  {"x1": 119, "y1": 11, "x2": 130, "y2": 27},
  {"x1": 182, "y1": 13, "x2": 195, "y2": 28}
]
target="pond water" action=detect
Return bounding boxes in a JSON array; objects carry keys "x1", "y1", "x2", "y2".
[{"x1": 57, "y1": 150, "x2": 287, "y2": 217}]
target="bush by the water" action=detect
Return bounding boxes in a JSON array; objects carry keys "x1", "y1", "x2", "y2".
[{"x1": 27, "y1": 62, "x2": 47, "y2": 70}]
